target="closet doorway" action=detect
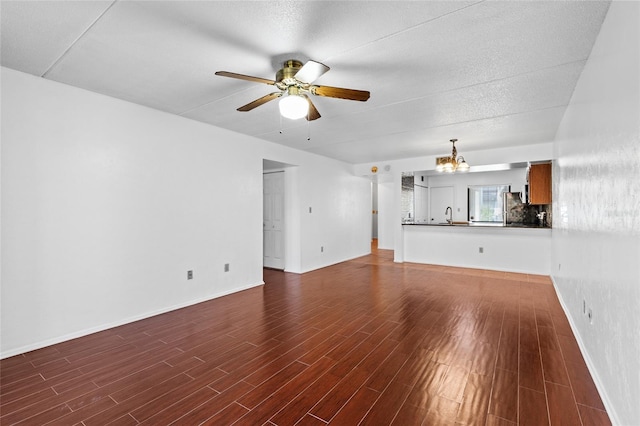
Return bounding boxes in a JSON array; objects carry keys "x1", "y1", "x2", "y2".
[{"x1": 263, "y1": 171, "x2": 285, "y2": 269}]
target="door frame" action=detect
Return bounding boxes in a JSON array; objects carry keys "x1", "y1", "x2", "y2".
[
  {"x1": 262, "y1": 160, "x2": 301, "y2": 273},
  {"x1": 263, "y1": 171, "x2": 285, "y2": 270}
]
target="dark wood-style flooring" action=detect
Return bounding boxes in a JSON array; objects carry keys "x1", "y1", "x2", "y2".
[{"x1": 0, "y1": 243, "x2": 610, "y2": 425}]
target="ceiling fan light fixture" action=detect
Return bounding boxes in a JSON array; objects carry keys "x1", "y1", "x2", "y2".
[
  {"x1": 279, "y1": 90, "x2": 308, "y2": 120},
  {"x1": 216, "y1": 59, "x2": 370, "y2": 123}
]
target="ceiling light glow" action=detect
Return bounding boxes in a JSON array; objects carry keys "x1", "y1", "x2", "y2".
[{"x1": 279, "y1": 95, "x2": 308, "y2": 120}]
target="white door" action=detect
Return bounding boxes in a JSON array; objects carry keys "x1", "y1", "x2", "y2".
[
  {"x1": 429, "y1": 186, "x2": 454, "y2": 224},
  {"x1": 372, "y1": 181, "x2": 378, "y2": 239},
  {"x1": 263, "y1": 172, "x2": 285, "y2": 269}
]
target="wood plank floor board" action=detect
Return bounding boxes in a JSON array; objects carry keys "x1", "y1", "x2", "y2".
[
  {"x1": 199, "y1": 402, "x2": 250, "y2": 425},
  {"x1": 328, "y1": 384, "x2": 380, "y2": 425},
  {"x1": 489, "y1": 368, "x2": 519, "y2": 423},
  {"x1": 403, "y1": 360, "x2": 449, "y2": 409},
  {"x1": 546, "y1": 381, "x2": 582, "y2": 426},
  {"x1": 390, "y1": 400, "x2": 430, "y2": 426},
  {"x1": 269, "y1": 371, "x2": 342, "y2": 425},
  {"x1": 519, "y1": 349, "x2": 544, "y2": 393},
  {"x1": 13, "y1": 403, "x2": 72, "y2": 425},
  {"x1": 39, "y1": 393, "x2": 117, "y2": 426},
  {"x1": 578, "y1": 404, "x2": 612, "y2": 426},
  {"x1": 1, "y1": 368, "x2": 78, "y2": 404},
  {"x1": 519, "y1": 386, "x2": 550, "y2": 426},
  {"x1": 456, "y1": 372, "x2": 493, "y2": 425},
  {"x1": 364, "y1": 345, "x2": 414, "y2": 392},
  {"x1": 0, "y1": 393, "x2": 63, "y2": 425},
  {"x1": 438, "y1": 364, "x2": 470, "y2": 402},
  {"x1": 359, "y1": 378, "x2": 413, "y2": 426},
  {"x1": 496, "y1": 320, "x2": 519, "y2": 373},
  {"x1": 232, "y1": 358, "x2": 336, "y2": 425},
  {"x1": 82, "y1": 374, "x2": 195, "y2": 426},
  {"x1": 145, "y1": 380, "x2": 254, "y2": 425},
  {"x1": 539, "y1": 346, "x2": 571, "y2": 386},
  {"x1": 0, "y1": 243, "x2": 611, "y2": 425},
  {"x1": 129, "y1": 379, "x2": 219, "y2": 423},
  {"x1": 308, "y1": 367, "x2": 371, "y2": 422},
  {"x1": 236, "y1": 360, "x2": 309, "y2": 409}
]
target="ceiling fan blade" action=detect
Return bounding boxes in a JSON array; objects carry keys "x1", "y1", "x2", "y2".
[
  {"x1": 311, "y1": 85, "x2": 370, "y2": 102},
  {"x1": 304, "y1": 95, "x2": 321, "y2": 121},
  {"x1": 237, "y1": 92, "x2": 282, "y2": 112},
  {"x1": 215, "y1": 71, "x2": 275, "y2": 86},
  {"x1": 294, "y1": 60, "x2": 330, "y2": 84}
]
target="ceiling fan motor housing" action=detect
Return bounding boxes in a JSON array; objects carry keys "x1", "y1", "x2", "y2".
[{"x1": 276, "y1": 60, "x2": 304, "y2": 86}]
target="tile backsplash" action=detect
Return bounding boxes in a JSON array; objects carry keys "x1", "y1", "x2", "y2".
[{"x1": 508, "y1": 202, "x2": 552, "y2": 226}]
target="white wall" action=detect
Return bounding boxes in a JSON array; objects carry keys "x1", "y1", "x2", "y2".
[
  {"x1": 0, "y1": 68, "x2": 371, "y2": 357},
  {"x1": 551, "y1": 2, "x2": 640, "y2": 424},
  {"x1": 377, "y1": 181, "x2": 395, "y2": 249},
  {"x1": 404, "y1": 226, "x2": 551, "y2": 275}
]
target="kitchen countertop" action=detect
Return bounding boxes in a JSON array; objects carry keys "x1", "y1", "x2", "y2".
[{"x1": 402, "y1": 221, "x2": 551, "y2": 229}]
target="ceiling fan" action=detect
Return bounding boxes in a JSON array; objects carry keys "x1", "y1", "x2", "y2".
[{"x1": 215, "y1": 59, "x2": 370, "y2": 121}]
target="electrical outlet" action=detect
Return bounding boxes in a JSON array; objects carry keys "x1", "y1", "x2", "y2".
[
  {"x1": 321, "y1": 246, "x2": 324, "y2": 253},
  {"x1": 224, "y1": 263, "x2": 229, "y2": 272},
  {"x1": 479, "y1": 247, "x2": 484, "y2": 254},
  {"x1": 309, "y1": 207, "x2": 312, "y2": 213},
  {"x1": 187, "y1": 270, "x2": 193, "y2": 280}
]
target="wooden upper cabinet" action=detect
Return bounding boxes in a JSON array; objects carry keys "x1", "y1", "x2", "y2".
[{"x1": 528, "y1": 163, "x2": 552, "y2": 205}]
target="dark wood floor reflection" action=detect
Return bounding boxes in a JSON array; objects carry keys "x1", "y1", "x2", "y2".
[{"x1": 1, "y1": 242, "x2": 610, "y2": 425}]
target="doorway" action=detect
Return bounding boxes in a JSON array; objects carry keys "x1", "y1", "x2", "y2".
[
  {"x1": 263, "y1": 171, "x2": 285, "y2": 270},
  {"x1": 371, "y1": 178, "x2": 378, "y2": 241}
]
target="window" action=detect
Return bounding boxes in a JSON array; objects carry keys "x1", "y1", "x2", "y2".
[{"x1": 468, "y1": 184, "x2": 510, "y2": 222}]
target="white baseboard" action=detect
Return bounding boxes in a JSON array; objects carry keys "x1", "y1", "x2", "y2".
[
  {"x1": 298, "y1": 251, "x2": 371, "y2": 274},
  {"x1": 0, "y1": 281, "x2": 264, "y2": 360},
  {"x1": 550, "y1": 276, "x2": 621, "y2": 426}
]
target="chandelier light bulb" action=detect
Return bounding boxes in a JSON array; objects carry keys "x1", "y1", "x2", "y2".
[
  {"x1": 457, "y1": 157, "x2": 470, "y2": 172},
  {"x1": 435, "y1": 138, "x2": 470, "y2": 173}
]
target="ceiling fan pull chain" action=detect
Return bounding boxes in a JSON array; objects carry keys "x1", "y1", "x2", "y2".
[
  {"x1": 279, "y1": 113, "x2": 283, "y2": 134},
  {"x1": 307, "y1": 119, "x2": 311, "y2": 141}
]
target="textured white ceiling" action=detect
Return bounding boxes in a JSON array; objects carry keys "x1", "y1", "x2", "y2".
[{"x1": 1, "y1": 1, "x2": 611, "y2": 164}]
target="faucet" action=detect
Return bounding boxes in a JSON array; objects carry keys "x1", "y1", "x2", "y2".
[{"x1": 445, "y1": 206, "x2": 453, "y2": 224}]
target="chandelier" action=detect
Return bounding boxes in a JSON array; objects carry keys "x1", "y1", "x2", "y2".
[{"x1": 435, "y1": 138, "x2": 470, "y2": 173}]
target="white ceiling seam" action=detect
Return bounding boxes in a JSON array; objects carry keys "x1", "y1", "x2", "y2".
[
  {"x1": 320, "y1": 0, "x2": 484, "y2": 65},
  {"x1": 41, "y1": 1, "x2": 118, "y2": 79}
]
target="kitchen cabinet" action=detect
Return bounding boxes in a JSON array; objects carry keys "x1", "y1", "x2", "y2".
[{"x1": 528, "y1": 163, "x2": 552, "y2": 205}]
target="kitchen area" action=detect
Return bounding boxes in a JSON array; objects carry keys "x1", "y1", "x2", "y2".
[{"x1": 400, "y1": 161, "x2": 553, "y2": 274}]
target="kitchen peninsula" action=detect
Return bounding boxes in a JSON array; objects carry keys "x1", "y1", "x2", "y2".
[
  {"x1": 399, "y1": 162, "x2": 552, "y2": 275},
  {"x1": 402, "y1": 222, "x2": 551, "y2": 274}
]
